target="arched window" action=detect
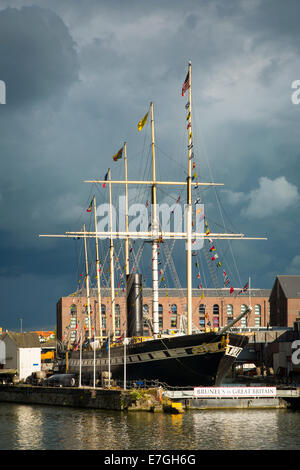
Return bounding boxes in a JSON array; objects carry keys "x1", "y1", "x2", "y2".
[
  {"x1": 213, "y1": 304, "x2": 219, "y2": 315},
  {"x1": 241, "y1": 304, "x2": 248, "y2": 327},
  {"x1": 227, "y1": 304, "x2": 233, "y2": 316},
  {"x1": 255, "y1": 304, "x2": 261, "y2": 327},
  {"x1": 70, "y1": 304, "x2": 77, "y2": 316},
  {"x1": 199, "y1": 304, "x2": 206, "y2": 315}
]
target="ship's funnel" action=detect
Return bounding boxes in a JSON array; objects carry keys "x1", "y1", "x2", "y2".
[{"x1": 126, "y1": 273, "x2": 143, "y2": 337}]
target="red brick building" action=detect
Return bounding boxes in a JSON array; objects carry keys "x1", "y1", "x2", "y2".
[
  {"x1": 56, "y1": 287, "x2": 270, "y2": 345},
  {"x1": 269, "y1": 275, "x2": 300, "y2": 327}
]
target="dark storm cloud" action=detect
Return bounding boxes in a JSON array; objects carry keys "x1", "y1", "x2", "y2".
[{"x1": 0, "y1": 6, "x2": 79, "y2": 108}]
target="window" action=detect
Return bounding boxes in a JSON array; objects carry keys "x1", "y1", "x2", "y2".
[
  {"x1": 241, "y1": 304, "x2": 247, "y2": 327},
  {"x1": 101, "y1": 305, "x2": 106, "y2": 328},
  {"x1": 115, "y1": 304, "x2": 121, "y2": 329},
  {"x1": 255, "y1": 316, "x2": 261, "y2": 327},
  {"x1": 159, "y1": 304, "x2": 163, "y2": 328},
  {"x1": 171, "y1": 304, "x2": 177, "y2": 315},
  {"x1": 170, "y1": 305, "x2": 177, "y2": 328},
  {"x1": 254, "y1": 304, "x2": 261, "y2": 327},
  {"x1": 213, "y1": 304, "x2": 219, "y2": 315},
  {"x1": 213, "y1": 317, "x2": 219, "y2": 328},
  {"x1": 70, "y1": 330, "x2": 76, "y2": 343},
  {"x1": 70, "y1": 304, "x2": 77, "y2": 315},
  {"x1": 255, "y1": 305, "x2": 261, "y2": 315},
  {"x1": 143, "y1": 305, "x2": 149, "y2": 331},
  {"x1": 199, "y1": 317, "x2": 205, "y2": 328},
  {"x1": 227, "y1": 304, "x2": 233, "y2": 316},
  {"x1": 199, "y1": 304, "x2": 206, "y2": 315},
  {"x1": 143, "y1": 304, "x2": 149, "y2": 315},
  {"x1": 70, "y1": 317, "x2": 77, "y2": 329}
]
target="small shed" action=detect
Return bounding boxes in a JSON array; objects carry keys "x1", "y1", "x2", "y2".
[{"x1": 0, "y1": 332, "x2": 41, "y2": 381}]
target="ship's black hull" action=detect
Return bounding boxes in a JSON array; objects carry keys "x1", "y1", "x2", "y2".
[{"x1": 66, "y1": 332, "x2": 248, "y2": 387}]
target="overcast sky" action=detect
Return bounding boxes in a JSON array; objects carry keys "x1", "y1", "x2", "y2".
[{"x1": 0, "y1": 0, "x2": 299, "y2": 330}]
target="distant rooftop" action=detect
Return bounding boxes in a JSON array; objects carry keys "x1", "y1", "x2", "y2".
[
  {"x1": 0, "y1": 332, "x2": 40, "y2": 348},
  {"x1": 276, "y1": 275, "x2": 300, "y2": 298}
]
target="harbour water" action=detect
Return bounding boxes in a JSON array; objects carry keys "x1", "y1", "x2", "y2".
[{"x1": 0, "y1": 403, "x2": 299, "y2": 450}]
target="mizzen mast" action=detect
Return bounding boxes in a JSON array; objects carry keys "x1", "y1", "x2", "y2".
[
  {"x1": 83, "y1": 223, "x2": 92, "y2": 339},
  {"x1": 93, "y1": 195, "x2": 103, "y2": 345},
  {"x1": 108, "y1": 168, "x2": 116, "y2": 342},
  {"x1": 124, "y1": 142, "x2": 130, "y2": 276}
]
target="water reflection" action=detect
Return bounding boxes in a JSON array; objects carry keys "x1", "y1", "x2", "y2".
[
  {"x1": 0, "y1": 404, "x2": 299, "y2": 450},
  {"x1": 192, "y1": 410, "x2": 282, "y2": 450}
]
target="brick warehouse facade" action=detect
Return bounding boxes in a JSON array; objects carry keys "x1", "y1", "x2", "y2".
[
  {"x1": 56, "y1": 287, "x2": 271, "y2": 345},
  {"x1": 269, "y1": 275, "x2": 300, "y2": 327}
]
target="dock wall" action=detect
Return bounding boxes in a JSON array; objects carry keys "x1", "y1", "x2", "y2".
[
  {"x1": 0, "y1": 385, "x2": 298, "y2": 411},
  {"x1": 0, "y1": 385, "x2": 125, "y2": 410}
]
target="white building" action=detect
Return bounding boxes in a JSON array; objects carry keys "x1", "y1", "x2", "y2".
[{"x1": 0, "y1": 332, "x2": 41, "y2": 381}]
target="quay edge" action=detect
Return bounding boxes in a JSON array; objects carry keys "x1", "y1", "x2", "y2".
[{"x1": 0, "y1": 384, "x2": 300, "y2": 411}]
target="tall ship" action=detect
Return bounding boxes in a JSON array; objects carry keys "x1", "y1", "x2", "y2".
[{"x1": 40, "y1": 62, "x2": 266, "y2": 387}]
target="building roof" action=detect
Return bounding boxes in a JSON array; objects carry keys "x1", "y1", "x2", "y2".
[
  {"x1": 0, "y1": 332, "x2": 41, "y2": 348},
  {"x1": 276, "y1": 275, "x2": 300, "y2": 299},
  {"x1": 67, "y1": 287, "x2": 270, "y2": 300}
]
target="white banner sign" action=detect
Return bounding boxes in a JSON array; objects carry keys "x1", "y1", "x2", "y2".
[{"x1": 193, "y1": 387, "x2": 277, "y2": 398}]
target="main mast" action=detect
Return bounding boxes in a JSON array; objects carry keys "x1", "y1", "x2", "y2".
[
  {"x1": 151, "y1": 102, "x2": 159, "y2": 339},
  {"x1": 186, "y1": 61, "x2": 193, "y2": 335}
]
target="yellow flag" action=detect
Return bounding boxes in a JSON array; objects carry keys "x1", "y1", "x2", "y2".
[{"x1": 137, "y1": 112, "x2": 149, "y2": 131}]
